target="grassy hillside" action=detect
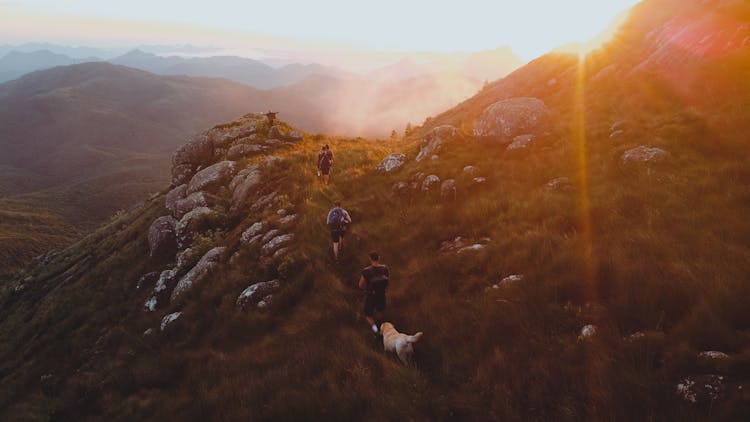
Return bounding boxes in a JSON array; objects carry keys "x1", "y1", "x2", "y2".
[{"x1": 1, "y1": 0, "x2": 749, "y2": 419}]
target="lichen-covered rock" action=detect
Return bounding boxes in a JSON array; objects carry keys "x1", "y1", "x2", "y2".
[
  {"x1": 172, "y1": 134, "x2": 213, "y2": 184},
  {"x1": 227, "y1": 143, "x2": 265, "y2": 160},
  {"x1": 229, "y1": 165, "x2": 263, "y2": 214},
  {"x1": 186, "y1": 160, "x2": 237, "y2": 195},
  {"x1": 170, "y1": 247, "x2": 226, "y2": 302},
  {"x1": 261, "y1": 229, "x2": 280, "y2": 244},
  {"x1": 165, "y1": 184, "x2": 187, "y2": 217},
  {"x1": 377, "y1": 153, "x2": 407, "y2": 172},
  {"x1": 421, "y1": 175, "x2": 441, "y2": 192},
  {"x1": 262, "y1": 234, "x2": 294, "y2": 256},
  {"x1": 241, "y1": 222, "x2": 266, "y2": 244},
  {"x1": 440, "y1": 179, "x2": 457, "y2": 200},
  {"x1": 236, "y1": 279, "x2": 281, "y2": 309},
  {"x1": 416, "y1": 125, "x2": 457, "y2": 162},
  {"x1": 507, "y1": 134, "x2": 534, "y2": 150},
  {"x1": 620, "y1": 146, "x2": 671, "y2": 168},
  {"x1": 474, "y1": 97, "x2": 550, "y2": 142},
  {"x1": 208, "y1": 120, "x2": 259, "y2": 148},
  {"x1": 160, "y1": 311, "x2": 182, "y2": 331},
  {"x1": 279, "y1": 214, "x2": 297, "y2": 226},
  {"x1": 175, "y1": 207, "x2": 224, "y2": 247},
  {"x1": 578, "y1": 324, "x2": 598, "y2": 340},
  {"x1": 148, "y1": 216, "x2": 178, "y2": 258},
  {"x1": 174, "y1": 191, "x2": 214, "y2": 219}
]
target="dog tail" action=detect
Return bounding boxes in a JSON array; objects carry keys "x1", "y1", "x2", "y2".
[{"x1": 408, "y1": 332, "x2": 423, "y2": 343}]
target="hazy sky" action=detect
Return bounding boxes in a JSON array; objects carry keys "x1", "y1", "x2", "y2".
[{"x1": 2, "y1": 0, "x2": 641, "y2": 61}]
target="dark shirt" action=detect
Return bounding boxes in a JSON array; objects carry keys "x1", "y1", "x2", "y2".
[{"x1": 362, "y1": 265, "x2": 389, "y2": 294}]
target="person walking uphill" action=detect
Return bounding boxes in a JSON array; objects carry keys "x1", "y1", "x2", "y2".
[
  {"x1": 317, "y1": 144, "x2": 334, "y2": 185},
  {"x1": 358, "y1": 251, "x2": 389, "y2": 335},
  {"x1": 326, "y1": 201, "x2": 351, "y2": 262}
]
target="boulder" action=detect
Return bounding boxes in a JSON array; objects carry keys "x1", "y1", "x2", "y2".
[
  {"x1": 229, "y1": 165, "x2": 263, "y2": 214},
  {"x1": 144, "y1": 296, "x2": 158, "y2": 312},
  {"x1": 262, "y1": 234, "x2": 294, "y2": 256},
  {"x1": 174, "y1": 191, "x2": 214, "y2": 219},
  {"x1": 171, "y1": 134, "x2": 213, "y2": 184},
  {"x1": 241, "y1": 222, "x2": 266, "y2": 244},
  {"x1": 421, "y1": 175, "x2": 441, "y2": 192},
  {"x1": 261, "y1": 229, "x2": 281, "y2": 244},
  {"x1": 170, "y1": 247, "x2": 226, "y2": 302},
  {"x1": 227, "y1": 144, "x2": 265, "y2": 160},
  {"x1": 175, "y1": 207, "x2": 224, "y2": 246},
  {"x1": 416, "y1": 125, "x2": 457, "y2": 162},
  {"x1": 250, "y1": 192, "x2": 278, "y2": 212},
  {"x1": 462, "y1": 165, "x2": 477, "y2": 175},
  {"x1": 473, "y1": 177, "x2": 487, "y2": 185},
  {"x1": 473, "y1": 97, "x2": 550, "y2": 142},
  {"x1": 208, "y1": 120, "x2": 259, "y2": 148},
  {"x1": 165, "y1": 184, "x2": 187, "y2": 217},
  {"x1": 279, "y1": 214, "x2": 297, "y2": 226},
  {"x1": 148, "y1": 216, "x2": 178, "y2": 258},
  {"x1": 620, "y1": 146, "x2": 671, "y2": 168},
  {"x1": 507, "y1": 134, "x2": 534, "y2": 151},
  {"x1": 440, "y1": 179, "x2": 457, "y2": 200},
  {"x1": 377, "y1": 153, "x2": 407, "y2": 172},
  {"x1": 160, "y1": 311, "x2": 182, "y2": 331},
  {"x1": 236, "y1": 280, "x2": 281, "y2": 309},
  {"x1": 698, "y1": 351, "x2": 730, "y2": 360},
  {"x1": 186, "y1": 160, "x2": 237, "y2": 195},
  {"x1": 578, "y1": 324, "x2": 598, "y2": 340}
]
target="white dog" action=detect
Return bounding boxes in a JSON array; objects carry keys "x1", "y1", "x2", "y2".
[{"x1": 380, "y1": 322, "x2": 423, "y2": 365}]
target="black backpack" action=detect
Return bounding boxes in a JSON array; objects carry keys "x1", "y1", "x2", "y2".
[
  {"x1": 327, "y1": 208, "x2": 346, "y2": 229},
  {"x1": 367, "y1": 266, "x2": 389, "y2": 293}
]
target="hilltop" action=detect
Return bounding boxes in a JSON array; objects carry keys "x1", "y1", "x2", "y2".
[{"x1": 1, "y1": 0, "x2": 750, "y2": 420}]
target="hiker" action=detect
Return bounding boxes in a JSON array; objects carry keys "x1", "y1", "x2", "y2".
[
  {"x1": 317, "y1": 144, "x2": 334, "y2": 184},
  {"x1": 326, "y1": 201, "x2": 351, "y2": 262},
  {"x1": 265, "y1": 111, "x2": 278, "y2": 127},
  {"x1": 358, "y1": 251, "x2": 389, "y2": 334}
]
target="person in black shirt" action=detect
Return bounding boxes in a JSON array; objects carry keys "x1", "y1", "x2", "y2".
[
  {"x1": 317, "y1": 144, "x2": 334, "y2": 185},
  {"x1": 358, "y1": 251, "x2": 389, "y2": 334}
]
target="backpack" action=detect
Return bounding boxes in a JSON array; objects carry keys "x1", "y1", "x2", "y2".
[
  {"x1": 327, "y1": 207, "x2": 346, "y2": 228},
  {"x1": 323, "y1": 150, "x2": 334, "y2": 167},
  {"x1": 367, "y1": 266, "x2": 389, "y2": 293}
]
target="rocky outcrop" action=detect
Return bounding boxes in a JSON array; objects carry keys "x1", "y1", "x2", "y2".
[
  {"x1": 176, "y1": 207, "x2": 224, "y2": 247},
  {"x1": 473, "y1": 97, "x2": 550, "y2": 142},
  {"x1": 416, "y1": 125, "x2": 457, "y2": 162},
  {"x1": 186, "y1": 160, "x2": 237, "y2": 195},
  {"x1": 262, "y1": 234, "x2": 294, "y2": 256},
  {"x1": 229, "y1": 165, "x2": 263, "y2": 214},
  {"x1": 148, "y1": 216, "x2": 178, "y2": 258},
  {"x1": 165, "y1": 184, "x2": 187, "y2": 217},
  {"x1": 507, "y1": 134, "x2": 534, "y2": 151},
  {"x1": 241, "y1": 222, "x2": 266, "y2": 244},
  {"x1": 174, "y1": 191, "x2": 215, "y2": 219},
  {"x1": 171, "y1": 247, "x2": 226, "y2": 302},
  {"x1": 377, "y1": 153, "x2": 407, "y2": 173},
  {"x1": 236, "y1": 279, "x2": 281, "y2": 309},
  {"x1": 160, "y1": 311, "x2": 182, "y2": 331},
  {"x1": 620, "y1": 146, "x2": 671, "y2": 168},
  {"x1": 227, "y1": 144, "x2": 265, "y2": 160},
  {"x1": 172, "y1": 134, "x2": 213, "y2": 185}
]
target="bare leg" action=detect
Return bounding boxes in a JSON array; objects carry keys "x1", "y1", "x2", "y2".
[{"x1": 332, "y1": 241, "x2": 339, "y2": 261}]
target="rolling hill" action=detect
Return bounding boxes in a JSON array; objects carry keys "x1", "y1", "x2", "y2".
[{"x1": 2, "y1": 0, "x2": 749, "y2": 419}]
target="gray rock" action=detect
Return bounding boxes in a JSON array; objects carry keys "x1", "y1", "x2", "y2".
[
  {"x1": 227, "y1": 143, "x2": 265, "y2": 160},
  {"x1": 578, "y1": 324, "x2": 598, "y2": 340},
  {"x1": 236, "y1": 279, "x2": 281, "y2": 309},
  {"x1": 620, "y1": 146, "x2": 671, "y2": 168},
  {"x1": 171, "y1": 247, "x2": 226, "y2": 302},
  {"x1": 676, "y1": 375, "x2": 725, "y2": 404},
  {"x1": 165, "y1": 184, "x2": 187, "y2": 217},
  {"x1": 172, "y1": 134, "x2": 212, "y2": 170},
  {"x1": 421, "y1": 175, "x2": 441, "y2": 192},
  {"x1": 473, "y1": 177, "x2": 487, "y2": 185},
  {"x1": 208, "y1": 120, "x2": 259, "y2": 148},
  {"x1": 160, "y1": 311, "x2": 182, "y2": 331},
  {"x1": 698, "y1": 351, "x2": 730, "y2": 360},
  {"x1": 175, "y1": 207, "x2": 223, "y2": 247},
  {"x1": 273, "y1": 247, "x2": 290, "y2": 259},
  {"x1": 261, "y1": 229, "x2": 281, "y2": 244},
  {"x1": 507, "y1": 134, "x2": 534, "y2": 150},
  {"x1": 279, "y1": 214, "x2": 297, "y2": 226},
  {"x1": 377, "y1": 153, "x2": 407, "y2": 172},
  {"x1": 186, "y1": 160, "x2": 237, "y2": 195},
  {"x1": 440, "y1": 179, "x2": 457, "y2": 200},
  {"x1": 416, "y1": 125, "x2": 457, "y2": 162},
  {"x1": 174, "y1": 191, "x2": 214, "y2": 219},
  {"x1": 250, "y1": 191, "x2": 278, "y2": 212},
  {"x1": 262, "y1": 234, "x2": 294, "y2": 255},
  {"x1": 241, "y1": 222, "x2": 266, "y2": 244},
  {"x1": 392, "y1": 181, "x2": 409, "y2": 195},
  {"x1": 609, "y1": 129, "x2": 625, "y2": 140},
  {"x1": 230, "y1": 166, "x2": 263, "y2": 214},
  {"x1": 171, "y1": 164, "x2": 196, "y2": 187},
  {"x1": 144, "y1": 296, "x2": 158, "y2": 312},
  {"x1": 462, "y1": 165, "x2": 477, "y2": 175},
  {"x1": 148, "y1": 216, "x2": 178, "y2": 258},
  {"x1": 473, "y1": 97, "x2": 550, "y2": 142}
]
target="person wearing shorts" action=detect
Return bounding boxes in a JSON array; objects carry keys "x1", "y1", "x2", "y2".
[
  {"x1": 358, "y1": 251, "x2": 389, "y2": 334},
  {"x1": 326, "y1": 201, "x2": 351, "y2": 262}
]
